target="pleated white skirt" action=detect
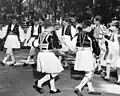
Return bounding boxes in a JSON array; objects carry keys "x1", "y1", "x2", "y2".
[
  {"x1": 74, "y1": 48, "x2": 95, "y2": 71},
  {"x1": 37, "y1": 52, "x2": 64, "y2": 73},
  {"x1": 4, "y1": 35, "x2": 20, "y2": 49}
]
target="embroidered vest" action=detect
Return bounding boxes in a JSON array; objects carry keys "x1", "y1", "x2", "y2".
[
  {"x1": 62, "y1": 25, "x2": 73, "y2": 40},
  {"x1": 4, "y1": 23, "x2": 20, "y2": 41},
  {"x1": 38, "y1": 32, "x2": 51, "y2": 51},
  {"x1": 76, "y1": 32, "x2": 91, "y2": 47},
  {"x1": 31, "y1": 25, "x2": 42, "y2": 37}
]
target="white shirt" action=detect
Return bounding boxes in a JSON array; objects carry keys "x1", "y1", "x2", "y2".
[
  {"x1": 11, "y1": 24, "x2": 15, "y2": 31},
  {"x1": 33, "y1": 25, "x2": 39, "y2": 35},
  {"x1": 1, "y1": 25, "x2": 25, "y2": 42}
]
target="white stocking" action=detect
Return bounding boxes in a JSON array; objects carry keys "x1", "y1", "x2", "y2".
[
  {"x1": 76, "y1": 71, "x2": 93, "y2": 91},
  {"x1": 50, "y1": 79, "x2": 57, "y2": 91},
  {"x1": 117, "y1": 68, "x2": 120, "y2": 82},
  {"x1": 87, "y1": 81, "x2": 95, "y2": 92},
  {"x1": 37, "y1": 74, "x2": 50, "y2": 88}
]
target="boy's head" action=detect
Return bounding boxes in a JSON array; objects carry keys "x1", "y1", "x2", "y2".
[
  {"x1": 82, "y1": 20, "x2": 92, "y2": 32},
  {"x1": 94, "y1": 15, "x2": 102, "y2": 24}
]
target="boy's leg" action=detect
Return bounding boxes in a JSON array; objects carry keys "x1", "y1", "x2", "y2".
[{"x1": 23, "y1": 46, "x2": 35, "y2": 67}]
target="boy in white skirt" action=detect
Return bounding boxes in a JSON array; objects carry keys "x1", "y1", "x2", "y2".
[
  {"x1": 32, "y1": 21, "x2": 64, "y2": 94},
  {"x1": 24, "y1": 17, "x2": 44, "y2": 67},
  {"x1": 74, "y1": 20, "x2": 101, "y2": 96},
  {"x1": 0, "y1": 15, "x2": 25, "y2": 66}
]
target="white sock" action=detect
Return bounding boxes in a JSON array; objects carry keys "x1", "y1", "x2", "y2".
[
  {"x1": 76, "y1": 71, "x2": 93, "y2": 91},
  {"x1": 105, "y1": 64, "x2": 110, "y2": 79},
  {"x1": 3, "y1": 55, "x2": 10, "y2": 63},
  {"x1": 87, "y1": 81, "x2": 95, "y2": 92},
  {"x1": 117, "y1": 69, "x2": 120, "y2": 82},
  {"x1": 26, "y1": 56, "x2": 31, "y2": 64},
  {"x1": 37, "y1": 74, "x2": 50, "y2": 88},
  {"x1": 50, "y1": 79, "x2": 57, "y2": 91},
  {"x1": 11, "y1": 55, "x2": 15, "y2": 63},
  {"x1": 76, "y1": 76, "x2": 89, "y2": 91}
]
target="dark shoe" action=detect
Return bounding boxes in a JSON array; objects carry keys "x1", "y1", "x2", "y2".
[
  {"x1": 114, "y1": 81, "x2": 120, "y2": 85},
  {"x1": 33, "y1": 85, "x2": 44, "y2": 94},
  {"x1": 31, "y1": 64, "x2": 37, "y2": 68},
  {"x1": 49, "y1": 89, "x2": 61, "y2": 94},
  {"x1": 88, "y1": 91, "x2": 101, "y2": 95},
  {"x1": 0, "y1": 61, "x2": 5, "y2": 66},
  {"x1": 101, "y1": 72, "x2": 106, "y2": 78},
  {"x1": 23, "y1": 63, "x2": 28, "y2": 67},
  {"x1": 34, "y1": 80, "x2": 38, "y2": 86},
  {"x1": 103, "y1": 77, "x2": 110, "y2": 81},
  {"x1": 9, "y1": 61, "x2": 16, "y2": 66},
  {"x1": 95, "y1": 70, "x2": 103, "y2": 75},
  {"x1": 74, "y1": 89, "x2": 83, "y2": 96}
]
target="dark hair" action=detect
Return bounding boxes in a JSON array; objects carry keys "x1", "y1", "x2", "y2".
[
  {"x1": 51, "y1": 31, "x2": 62, "y2": 49},
  {"x1": 94, "y1": 15, "x2": 102, "y2": 23},
  {"x1": 33, "y1": 16, "x2": 39, "y2": 22},
  {"x1": 43, "y1": 20, "x2": 52, "y2": 29},
  {"x1": 77, "y1": 27, "x2": 82, "y2": 32},
  {"x1": 82, "y1": 20, "x2": 92, "y2": 29},
  {"x1": 113, "y1": 22, "x2": 119, "y2": 29}
]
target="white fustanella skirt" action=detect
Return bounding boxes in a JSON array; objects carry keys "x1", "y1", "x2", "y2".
[
  {"x1": 4, "y1": 35, "x2": 20, "y2": 49},
  {"x1": 74, "y1": 47, "x2": 95, "y2": 71},
  {"x1": 37, "y1": 51, "x2": 64, "y2": 74}
]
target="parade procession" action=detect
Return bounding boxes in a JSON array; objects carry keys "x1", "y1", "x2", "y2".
[{"x1": 0, "y1": 0, "x2": 120, "y2": 96}]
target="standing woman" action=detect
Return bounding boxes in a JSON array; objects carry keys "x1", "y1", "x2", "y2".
[
  {"x1": 0, "y1": 15, "x2": 25, "y2": 66},
  {"x1": 110, "y1": 21, "x2": 120, "y2": 85},
  {"x1": 101, "y1": 20, "x2": 119, "y2": 81},
  {"x1": 102, "y1": 21, "x2": 120, "y2": 82},
  {"x1": 74, "y1": 20, "x2": 101, "y2": 96}
]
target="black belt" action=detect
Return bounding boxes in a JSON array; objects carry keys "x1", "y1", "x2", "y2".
[{"x1": 32, "y1": 35, "x2": 38, "y2": 37}]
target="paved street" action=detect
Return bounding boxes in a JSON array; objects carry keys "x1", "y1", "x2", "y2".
[{"x1": 0, "y1": 49, "x2": 120, "y2": 96}]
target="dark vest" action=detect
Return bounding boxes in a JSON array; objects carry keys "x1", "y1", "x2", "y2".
[
  {"x1": 4, "y1": 23, "x2": 20, "y2": 41},
  {"x1": 38, "y1": 32, "x2": 61, "y2": 50},
  {"x1": 62, "y1": 25, "x2": 72, "y2": 40},
  {"x1": 37, "y1": 32, "x2": 52, "y2": 50},
  {"x1": 76, "y1": 31, "x2": 91, "y2": 47},
  {"x1": 31, "y1": 25, "x2": 42, "y2": 37}
]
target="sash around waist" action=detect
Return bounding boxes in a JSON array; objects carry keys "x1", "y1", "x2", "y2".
[
  {"x1": 77, "y1": 47, "x2": 91, "y2": 51},
  {"x1": 8, "y1": 32, "x2": 17, "y2": 35},
  {"x1": 32, "y1": 35, "x2": 38, "y2": 37},
  {"x1": 39, "y1": 50, "x2": 54, "y2": 52}
]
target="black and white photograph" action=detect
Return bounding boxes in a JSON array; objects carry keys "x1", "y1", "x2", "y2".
[{"x1": 0, "y1": 0, "x2": 120, "y2": 96}]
